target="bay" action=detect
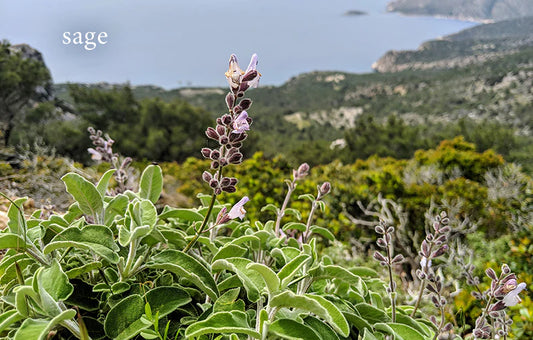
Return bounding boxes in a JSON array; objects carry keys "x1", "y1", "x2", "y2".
[{"x1": 0, "y1": 0, "x2": 476, "y2": 88}]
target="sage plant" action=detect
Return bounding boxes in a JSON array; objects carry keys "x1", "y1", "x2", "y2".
[
  {"x1": 373, "y1": 219, "x2": 404, "y2": 322},
  {"x1": 87, "y1": 126, "x2": 133, "y2": 195},
  {"x1": 411, "y1": 211, "x2": 450, "y2": 317},
  {"x1": 472, "y1": 264, "x2": 527, "y2": 339},
  {"x1": 274, "y1": 162, "x2": 309, "y2": 237},
  {"x1": 184, "y1": 53, "x2": 260, "y2": 252}
]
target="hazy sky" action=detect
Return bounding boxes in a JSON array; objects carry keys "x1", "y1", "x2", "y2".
[{"x1": 0, "y1": 0, "x2": 475, "y2": 88}]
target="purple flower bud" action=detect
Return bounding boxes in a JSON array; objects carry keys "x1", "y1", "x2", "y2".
[
  {"x1": 431, "y1": 245, "x2": 448, "y2": 258},
  {"x1": 238, "y1": 82, "x2": 249, "y2": 93},
  {"x1": 231, "y1": 142, "x2": 243, "y2": 148},
  {"x1": 216, "y1": 124, "x2": 226, "y2": 136},
  {"x1": 373, "y1": 251, "x2": 387, "y2": 262},
  {"x1": 222, "y1": 114, "x2": 232, "y2": 126},
  {"x1": 219, "y1": 158, "x2": 228, "y2": 167},
  {"x1": 209, "y1": 179, "x2": 219, "y2": 188},
  {"x1": 211, "y1": 160, "x2": 220, "y2": 169},
  {"x1": 490, "y1": 301, "x2": 507, "y2": 311},
  {"x1": 216, "y1": 118, "x2": 223, "y2": 125},
  {"x1": 375, "y1": 225, "x2": 385, "y2": 234},
  {"x1": 222, "y1": 186, "x2": 237, "y2": 193},
  {"x1": 228, "y1": 152, "x2": 243, "y2": 164},
  {"x1": 219, "y1": 136, "x2": 229, "y2": 145},
  {"x1": 229, "y1": 178, "x2": 238, "y2": 186},
  {"x1": 220, "y1": 177, "x2": 231, "y2": 187},
  {"x1": 210, "y1": 149, "x2": 221, "y2": 160},
  {"x1": 440, "y1": 226, "x2": 451, "y2": 233},
  {"x1": 229, "y1": 132, "x2": 246, "y2": 143},
  {"x1": 202, "y1": 171, "x2": 212, "y2": 182},
  {"x1": 242, "y1": 70, "x2": 258, "y2": 82},
  {"x1": 421, "y1": 240, "x2": 430, "y2": 256},
  {"x1": 386, "y1": 226, "x2": 395, "y2": 233},
  {"x1": 319, "y1": 182, "x2": 331, "y2": 196},
  {"x1": 201, "y1": 148, "x2": 212, "y2": 158},
  {"x1": 206, "y1": 127, "x2": 219, "y2": 140},
  {"x1": 214, "y1": 187, "x2": 222, "y2": 195},
  {"x1": 392, "y1": 254, "x2": 404, "y2": 264},
  {"x1": 233, "y1": 105, "x2": 243, "y2": 114},
  {"x1": 225, "y1": 92, "x2": 235, "y2": 109},
  {"x1": 486, "y1": 268, "x2": 498, "y2": 281},
  {"x1": 239, "y1": 98, "x2": 252, "y2": 110},
  {"x1": 429, "y1": 316, "x2": 437, "y2": 326},
  {"x1": 501, "y1": 264, "x2": 511, "y2": 274},
  {"x1": 376, "y1": 238, "x2": 386, "y2": 248}
]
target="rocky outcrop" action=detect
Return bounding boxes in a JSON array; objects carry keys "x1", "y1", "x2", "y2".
[
  {"x1": 8, "y1": 44, "x2": 55, "y2": 102},
  {"x1": 387, "y1": 0, "x2": 533, "y2": 22},
  {"x1": 372, "y1": 16, "x2": 533, "y2": 73}
]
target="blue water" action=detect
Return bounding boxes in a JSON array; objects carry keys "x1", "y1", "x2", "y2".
[{"x1": 0, "y1": 0, "x2": 475, "y2": 88}]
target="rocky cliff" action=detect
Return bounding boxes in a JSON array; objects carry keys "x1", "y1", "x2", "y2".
[{"x1": 372, "y1": 16, "x2": 533, "y2": 72}]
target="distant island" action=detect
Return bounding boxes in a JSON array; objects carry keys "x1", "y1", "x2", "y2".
[
  {"x1": 387, "y1": 0, "x2": 533, "y2": 22},
  {"x1": 344, "y1": 10, "x2": 367, "y2": 16}
]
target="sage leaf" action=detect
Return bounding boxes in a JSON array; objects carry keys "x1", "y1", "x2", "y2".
[
  {"x1": 62, "y1": 173, "x2": 103, "y2": 221},
  {"x1": 139, "y1": 165, "x2": 163, "y2": 204}
]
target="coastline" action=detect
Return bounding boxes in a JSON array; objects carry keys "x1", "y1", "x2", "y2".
[{"x1": 386, "y1": 10, "x2": 493, "y2": 24}]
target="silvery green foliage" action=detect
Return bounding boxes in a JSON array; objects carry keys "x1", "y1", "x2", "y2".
[{"x1": 0, "y1": 161, "x2": 440, "y2": 340}]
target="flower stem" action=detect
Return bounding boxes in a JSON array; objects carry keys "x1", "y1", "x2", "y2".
[
  {"x1": 183, "y1": 193, "x2": 217, "y2": 253},
  {"x1": 385, "y1": 240, "x2": 396, "y2": 322},
  {"x1": 274, "y1": 181, "x2": 295, "y2": 236}
]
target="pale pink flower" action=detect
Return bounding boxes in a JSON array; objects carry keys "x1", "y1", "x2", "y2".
[
  {"x1": 227, "y1": 196, "x2": 249, "y2": 220},
  {"x1": 420, "y1": 256, "x2": 432, "y2": 269},
  {"x1": 88, "y1": 148, "x2": 102, "y2": 161},
  {"x1": 232, "y1": 111, "x2": 250, "y2": 134},
  {"x1": 503, "y1": 282, "x2": 527, "y2": 307}
]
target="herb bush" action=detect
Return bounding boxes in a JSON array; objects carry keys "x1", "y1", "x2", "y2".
[{"x1": 0, "y1": 54, "x2": 528, "y2": 340}]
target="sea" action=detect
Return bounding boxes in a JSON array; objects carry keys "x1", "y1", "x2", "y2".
[{"x1": 0, "y1": 0, "x2": 476, "y2": 89}]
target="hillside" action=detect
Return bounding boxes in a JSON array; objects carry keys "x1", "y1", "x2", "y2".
[
  {"x1": 372, "y1": 16, "x2": 533, "y2": 72},
  {"x1": 387, "y1": 0, "x2": 533, "y2": 22},
  {"x1": 53, "y1": 46, "x2": 533, "y2": 171}
]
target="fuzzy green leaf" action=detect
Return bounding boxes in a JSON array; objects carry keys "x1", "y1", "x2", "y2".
[
  {"x1": 212, "y1": 243, "x2": 247, "y2": 262},
  {"x1": 277, "y1": 254, "x2": 311, "y2": 289},
  {"x1": 44, "y1": 225, "x2": 119, "y2": 263},
  {"x1": 212, "y1": 258, "x2": 265, "y2": 302},
  {"x1": 185, "y1": 311, "x2": 259, "y2": 338},
  {"x1": 247, "y1": 263, "x2": 280, "y2": 295},
  {"x1": 139, "y1": 165, "x2": 163, "y2": 204},
  {"x1": 354, "y1": 303, "x2": 391, "y2": 324},
  {"x1": 145, "y1": 287, "x2": 191, "y2": 318},
  {"x1": 0, "y1": 234, "x2": 27, "y2": 250},
  {"x1": 374, "y1": 323, "x2": 426, "y2": 340},
  {"x1": 96, "y1": 169, "x2": 116, "y2": 197},
  {"x1": 309, "y1": 226, "x2": 335, "y2": 241},
  {"x1": 62, "y1": 173, "x2": 103, "y2": 220},
  {"x1": 104, "y1": 294, "x2": 150, "y2": 340},
  {"x1": 7, "y1": 197, "x2": 27, "y2": 235},
  {"x1": 269, "y1": 319, "x2": 321, "y2": 340},
  {"x1": 38, "y1": 260, "x2": 73, "y2": 301},
  {"x1": 158, "y1": 207, "x2": 204, "y2": 222},
  {"x1": 104, "y1": 194, "x2": 129, "y2": 225},
  {"x1": 14, "y1": 309, "x2": 76, "y2": 340},
  {"x1": 270, "y1": 291, "x2": 349, "y2": 337},
  {"x1": 304, "y1": 316, "x2": 340, "y2": 340},
  {"x1": 148, "y1": 249, "x2": 218, "y2": 300}
]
